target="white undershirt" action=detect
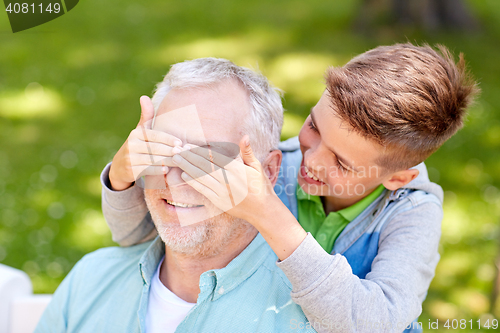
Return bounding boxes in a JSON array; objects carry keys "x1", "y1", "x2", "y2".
[{"x1": 145, "y1": 256, "x2": 196, "y2": 333}]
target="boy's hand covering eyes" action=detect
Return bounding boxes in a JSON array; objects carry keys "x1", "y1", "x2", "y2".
[
  {"x1": 172, "y1": 136, "x2": 276, "y2": 222},
  {"x1": 109, "y1": 96, "x2": 183, "y2": 191}
]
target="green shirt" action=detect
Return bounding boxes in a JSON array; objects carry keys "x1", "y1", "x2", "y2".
[{"x1": 296, "y1": 184, "x2": 386, "y2": 253}]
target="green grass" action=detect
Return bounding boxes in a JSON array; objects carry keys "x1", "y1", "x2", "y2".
[{"x1": 1, "y1": 0, "x2": 499, "y2": 330}]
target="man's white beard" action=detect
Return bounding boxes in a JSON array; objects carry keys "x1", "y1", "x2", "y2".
[{"x1": 145, "y1": 193, "x2": 253, "y2": 257}]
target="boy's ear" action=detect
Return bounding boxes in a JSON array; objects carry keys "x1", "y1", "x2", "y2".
[
  {"x1": 382, "y1": 169, "x2": 419, "y2": 191},
  {"x1": 261, "y1": 150, "x2": 282, "y2": 186}
]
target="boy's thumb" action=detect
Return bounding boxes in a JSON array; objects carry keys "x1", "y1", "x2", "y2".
[
  {"x1": 138, "y1": 96, "x2": 155, "y2": 129},
  {"x1": 239, "y1": 135, "x2": 260, "y2": 170}
]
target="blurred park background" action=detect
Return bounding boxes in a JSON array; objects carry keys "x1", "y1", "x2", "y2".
[{"x1": 1, "y1": 0, "x2": 499, "y2": 331}]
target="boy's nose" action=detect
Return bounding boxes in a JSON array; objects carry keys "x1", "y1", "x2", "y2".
[{"x1": 306, "y1": 145, "x2": 329, "y2": 173}]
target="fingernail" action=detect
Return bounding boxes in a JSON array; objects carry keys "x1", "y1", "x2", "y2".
[
  {"x1": 174, "y1": 140, "x2": 182, "y2": 146},
  {"x1": 172, "y1": 147, "x2": 182, "y2": 154},
  {"x1": 183, "y1": 145, "x2": 191, "y2": 151},
  {"x1": 172, "y1": 155, "x2": 182, "y2": 163}
]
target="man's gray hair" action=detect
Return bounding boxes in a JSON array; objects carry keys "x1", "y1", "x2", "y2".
[{"x1": 151, "y1": 58, "x2": 283, "y2": 160}]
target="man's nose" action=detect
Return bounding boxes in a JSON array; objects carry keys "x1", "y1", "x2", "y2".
[{"x1": 165, "y1": 167, "x2": 186, "y2": 187}]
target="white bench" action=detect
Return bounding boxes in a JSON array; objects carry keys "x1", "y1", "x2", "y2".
[{"x1": 0, "y1": 264, "x2": 52, "y2": 333}]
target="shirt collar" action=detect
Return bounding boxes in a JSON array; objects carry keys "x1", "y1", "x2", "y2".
[
  {"x1": 138, "y1": 233, "x2": 271, "y2": 301},
  {"x1": 139, "y1": 236, "x2": 165, "y2": 286},
  {"x1": 296, "y1": 184, "x2": 386, "y2": 221},
  {"x1": 209, "y1": 233, "x2": 270, "y2": 301}
]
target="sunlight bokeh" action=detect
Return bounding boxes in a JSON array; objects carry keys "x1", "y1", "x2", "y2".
[{"x1": 0, "y1": 83, "x2": 64, "y2": 119}]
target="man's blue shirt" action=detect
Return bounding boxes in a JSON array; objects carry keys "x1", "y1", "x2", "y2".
[{"x1": 35, "y1": 234, "x2": 316, "y2": 332}]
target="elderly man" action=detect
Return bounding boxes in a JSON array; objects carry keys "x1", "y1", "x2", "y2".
[{"x1": 35, "y1": 59, "x2": 316, "y2": 333}]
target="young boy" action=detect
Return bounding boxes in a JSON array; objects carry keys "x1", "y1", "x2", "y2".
[{"x1": 101, "y1": 43, "x2": 478, "y2": 332}]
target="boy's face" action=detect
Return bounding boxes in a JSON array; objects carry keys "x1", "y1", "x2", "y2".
[{"x1": 297, "y1": 90, "x2": 391, "y2": 207}]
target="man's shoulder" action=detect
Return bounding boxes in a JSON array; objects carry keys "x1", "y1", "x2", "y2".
[
  {"x1": 59, "y1": 241, "x2": 152, "y2": 299},
  {"x1": 82, "y1": 241, "x2": 153, "y2": 260},
  {"x1": 71, "y1": 240, "x2": 153, "y2": 280},
  {"x1": 256, "y1": 243, "x2": 293, "y2": 290},
  {"x1": 35, "y1": 242, "x2": 151, "y2": 332}
]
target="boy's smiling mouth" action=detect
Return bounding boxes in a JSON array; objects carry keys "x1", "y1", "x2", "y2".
[{"x1": 300, "y1": 162, "x2": 325, "y2": 185}]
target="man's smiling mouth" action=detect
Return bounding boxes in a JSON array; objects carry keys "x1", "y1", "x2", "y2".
[{"x1": 165, "y1": 199, "x2": 204, "y2": 208}]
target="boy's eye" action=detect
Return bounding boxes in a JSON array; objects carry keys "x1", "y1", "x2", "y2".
[
  {"x1": 307, "y1": 117, "x2": 352, "y2": 173},
  {"x1": 336, "y1": 160, "x2": 346, "y2": 171},
  {"x1": 308, "y1": 120, "x2": 318, "y2": 133}
]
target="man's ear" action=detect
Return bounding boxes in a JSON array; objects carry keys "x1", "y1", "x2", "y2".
[
  {"x1": 382, "y1": 168, "x2": 419, "y2": 191},
  {"x1": 261, "y1": 150, "x2": 282, "y2": 186}
]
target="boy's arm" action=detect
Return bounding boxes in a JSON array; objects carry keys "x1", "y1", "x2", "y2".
[
  {"x1": 101, "y1": 163, "x2": 157, "y2": 246},
  {"x1": 276, "y1": 201, "x2": 442, "y2": 333}
]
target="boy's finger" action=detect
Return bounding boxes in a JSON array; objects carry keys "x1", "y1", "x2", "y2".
[
  {"x1": 239, "y1": 135, "x2": 261, "y2": 170},
  {"x1": 178, "y1": 149, "x2": 235, "y2": 181},
  {"x1": 138, "y1": 96, "x2": 155, "y2": 129},
  {"x1": 172, "y1": 154, "x2": 224, "y2": 184},
  {"x1": 182, "y1": 145, "x2": 237, "y2": 169},
  {"x1": 133, "y1": 165, "x2": 169, "y2": 180},
  {"x1": 131, "y1": 128, "x2": 183, "y2": 147},
  {"x1": 181, "y1": 173, "x2": 221, "y2": 204},
  {"x1": 129, "y1": 154, "x2": 177, "y2": 166},
  {"x1": 129, "y1": 140, "x2": 182, "y2": 157}
]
